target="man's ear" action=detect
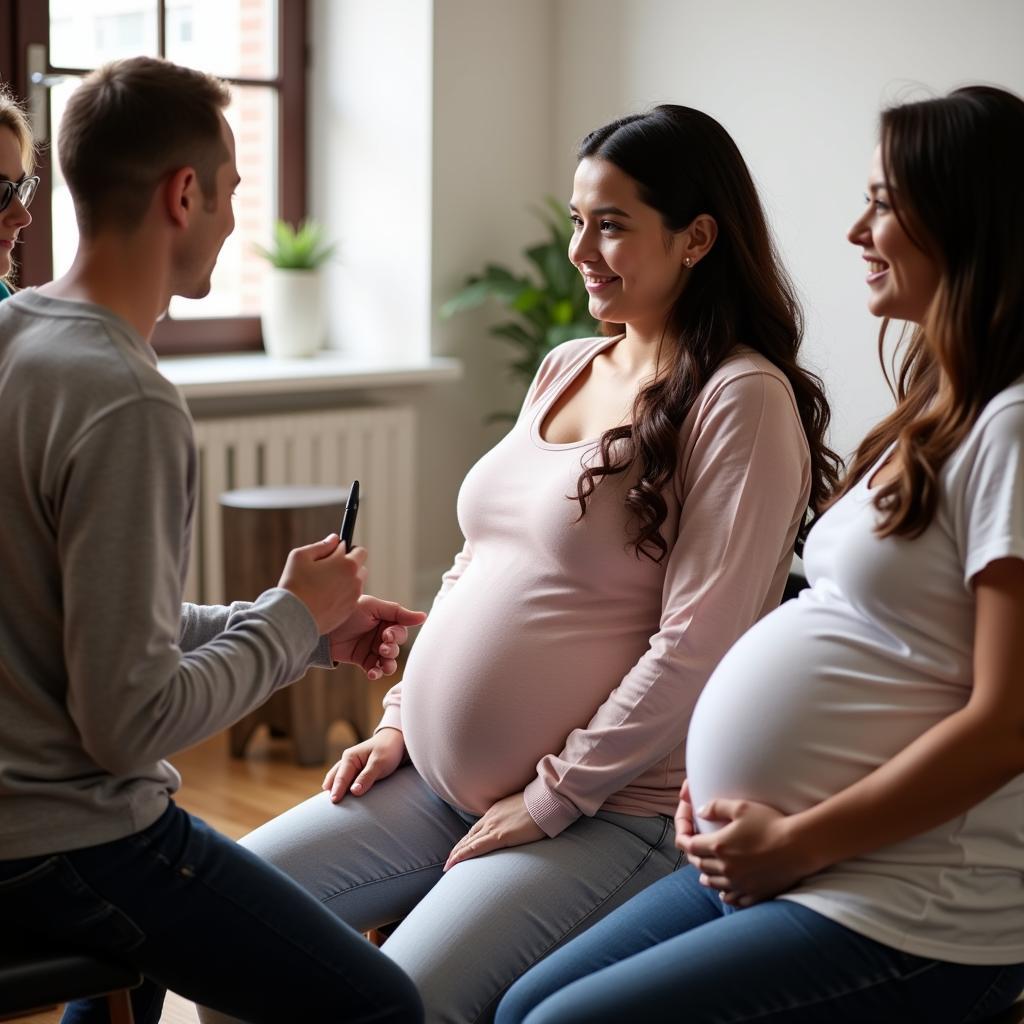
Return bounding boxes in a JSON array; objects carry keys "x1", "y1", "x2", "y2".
[
  {"x1": 679, "y1": 213, "x2": 718, "y2": 269},
  {"x1": 162, "y1": 167, "x2": 198, "y2": 229}
]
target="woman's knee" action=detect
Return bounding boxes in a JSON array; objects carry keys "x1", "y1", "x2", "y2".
[{"x1": 236, "y1": 791, "x2": 338, "y2": 882}]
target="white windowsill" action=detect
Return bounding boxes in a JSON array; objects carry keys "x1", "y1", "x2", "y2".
[{"x1": 160, "y1": 350, "x2": 463, "y2": 400}]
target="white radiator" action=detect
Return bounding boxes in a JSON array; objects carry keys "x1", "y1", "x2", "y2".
[{"x1": 185, "y1": 407, "x2": 416, "y2": 608}]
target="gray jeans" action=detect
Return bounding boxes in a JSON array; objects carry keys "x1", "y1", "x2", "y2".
[{"x1": 199, "y1": 765, "x2": 680, "y2": 1024}]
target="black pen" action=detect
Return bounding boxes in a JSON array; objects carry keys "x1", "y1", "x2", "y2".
[{"x1": 340, "y1": 479, "x2": 360, "y2": 551}]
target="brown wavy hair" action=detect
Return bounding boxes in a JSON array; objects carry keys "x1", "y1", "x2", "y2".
[
  {"x1": 573, "y1": 105, "x2": 840, "y2": 561},
  {"x1": 832, "y1": 86, "x2": 1024, "y2": 537}
]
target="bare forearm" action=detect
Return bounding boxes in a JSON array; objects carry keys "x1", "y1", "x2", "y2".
[{"x1": 792, "y1": 706, "x2": 1024, "y2": 872}]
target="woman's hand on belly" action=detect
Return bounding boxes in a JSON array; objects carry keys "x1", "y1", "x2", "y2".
[
  {"x1": 674, "y1": 779, "x2": 697, "y2": 845},
  {"x1": 678, "y1": 797, "x2": 822, "y2": 907},
  {"x1": 443, "y1": 792, "x2": 545, "y2": 871}
]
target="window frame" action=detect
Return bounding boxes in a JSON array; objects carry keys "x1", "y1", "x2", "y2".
[{"x1": 2, "y1": 0, "x2": 307, "y2": 355}]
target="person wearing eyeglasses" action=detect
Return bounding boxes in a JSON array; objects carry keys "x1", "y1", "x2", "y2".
[{"x1": 0, "y1": 88, "x2": 38, "y2": 300}]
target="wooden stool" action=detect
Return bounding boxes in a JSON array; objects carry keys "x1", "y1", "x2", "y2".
[
  {"x1": 221, "y1": 485, "x2": 368, "y2": 766},
  {"x1": 0, "y1": 943, "x2": 141, "y2": 1022}
]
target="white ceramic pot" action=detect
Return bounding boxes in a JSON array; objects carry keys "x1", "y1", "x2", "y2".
[{"x1": 261, "y1": 268, "x2": 326, "y2": 358}]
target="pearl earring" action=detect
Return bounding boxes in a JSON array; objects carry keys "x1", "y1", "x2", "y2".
[{"x1": 684, "y1": 257, "x2": 693, "y2": 268}]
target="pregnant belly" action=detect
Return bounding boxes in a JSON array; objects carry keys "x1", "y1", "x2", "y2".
[
  {"x1": 400, "y1": 576, "x2": 650, "y2": 815},
  {"x1": 684, "y1": 601, "x2": 967, "y2": 828}
]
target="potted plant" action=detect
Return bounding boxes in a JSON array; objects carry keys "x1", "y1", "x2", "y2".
[
  {"x1": 440, "y1": 198, "x2": 597, "y2": 420},
  {"x1": 254, "y1": 219, "x2": 336, "y2": 358}
]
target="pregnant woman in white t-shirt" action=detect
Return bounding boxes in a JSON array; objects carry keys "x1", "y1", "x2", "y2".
[{"x1": 496, "y1": 85, "x2": 1024, "y2": 1024}]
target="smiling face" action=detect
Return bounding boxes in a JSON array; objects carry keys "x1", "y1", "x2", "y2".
[
  {"x1": 0, "y1": 125, "x2": 33, "y2": 279},
  {"x1": 847, "y1": 145, "x2": 941, "y2": 325},
  {"x1": 568, "y1": 157, "x2": 689, "y2": 336}
]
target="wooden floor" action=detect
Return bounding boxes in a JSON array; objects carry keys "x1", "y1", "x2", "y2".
[{"x1": 20, "y1": 719, "x2": 364, "y2": 1024}]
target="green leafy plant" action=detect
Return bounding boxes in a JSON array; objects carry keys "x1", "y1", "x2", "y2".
[
  {"x1": 254, "y1": 219, "x2": 336, "y2": 269},
  {"x1": 440, "y1": 197, "x2": 597, "y2": 416}
]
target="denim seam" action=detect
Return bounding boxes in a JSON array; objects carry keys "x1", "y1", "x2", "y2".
[
  {"x1": 319, "y1": 859, "x2": 447, "y2": 908},
  {"x1": 126, "y1": 818, "x2": 180, "y2": 872},
  {"x1": 717, "y1": 958, "x2": 940, "y2": 1023},
  {"x1": 897, "y1": 958, "x2": 944, "y2": 983},
  {"x1": 473, "y1": 815, "x2": 674, "y2": 1024},
  {"x1": 961, "y1": 967, "x2": 1024, "y2": 1024},
  {"x1": 784, "y1": 903, "x2": 920, "y2": 984},
  {"x1": 35, "y1": 854, "x2": 149, "y2": 953}
]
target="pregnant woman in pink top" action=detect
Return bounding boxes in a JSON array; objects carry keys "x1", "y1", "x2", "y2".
[
  {"x1": 214, "y1": 106, "x2": 838, "y2": 1024},
  {"x1": 496, "y1": 87, "x2": 1024, "y2": 1024}
]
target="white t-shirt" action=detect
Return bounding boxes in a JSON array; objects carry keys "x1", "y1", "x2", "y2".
[{"x1": 686, "y1": 379, "x2": 1024, "y2": 965}]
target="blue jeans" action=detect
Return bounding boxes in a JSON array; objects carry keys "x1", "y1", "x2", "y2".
[
  {"x1": 0, "y1": 802, "x2": 422, "y2": 1024},
  {"x1": 495, "y1": 866, "x2": 1024, "y2": 1024}
]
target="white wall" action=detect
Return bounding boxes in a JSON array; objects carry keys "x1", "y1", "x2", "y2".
[
  {"x1": 308, "y1": 0, "x2": 1024, "y2": 598},
  {"x1": 309, "y1": 0, "x2": 433, "y2": 363},
  {"x1": 550, "y1": 0, "x2": 1024, "y2": 458},
  {"x1": 310, "y1": 0, "x2": 557, "y2": 602},
  {"x1": 419, "y1": 0, "x2": 557, "y2": 598}
]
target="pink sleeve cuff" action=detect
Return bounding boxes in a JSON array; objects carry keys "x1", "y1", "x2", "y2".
[
  {"x1": 375, "y1": 705, "x2": 403, "y2": 734},
  {"x1": 524, "y1": 777, "x2": 581, "y2": 838}
]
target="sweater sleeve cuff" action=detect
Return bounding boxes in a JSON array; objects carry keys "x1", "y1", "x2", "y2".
[
  {"x1": 524, "y1": 778, "x2": 582, "y2": 838},
  {"x1": 309, "y1": 634, "x2": 334, "y2": 669},
  {"x1": 375, "y1": 706, "x2": 404, "y2": 733},
  {"x1": 253, "y1": 587, "x2": 318, "y2": 652}
]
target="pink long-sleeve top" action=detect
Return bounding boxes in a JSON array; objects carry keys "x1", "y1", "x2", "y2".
[{"x1": 380, "y1": 336, "x2": 811, "y2": 837}]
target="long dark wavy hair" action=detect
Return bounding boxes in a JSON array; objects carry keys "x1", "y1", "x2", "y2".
[
  {"x1": 573, "y1": 105, "x2": 840, "y2": 561},
  {"x1": 832, "y1": 86, "x2": 1024, "y2": 537}
]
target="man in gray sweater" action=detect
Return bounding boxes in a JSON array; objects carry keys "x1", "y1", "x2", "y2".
[{"x1": 0, "y1": 58, "x2": 425, "y2": 1023}]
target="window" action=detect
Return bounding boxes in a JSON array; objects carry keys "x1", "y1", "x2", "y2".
[{"x1": 3, "y1": 0, "x2": 307, "y2": 354}]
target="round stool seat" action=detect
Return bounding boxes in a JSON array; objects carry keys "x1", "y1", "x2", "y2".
[
  {"x1": 0, "y1": 945, "x2": 141, "y2": 1019},
  {"x1": 219, "y1": 484, "x2": 362, "y2": 765}
]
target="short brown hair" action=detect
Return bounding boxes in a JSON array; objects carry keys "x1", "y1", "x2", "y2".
[
  {"x1": 0, "y1": 86, "x2": 35, "y2": 174},
  {"x1": 58, "y1": 56, "x2": 230, "y2": 236}
]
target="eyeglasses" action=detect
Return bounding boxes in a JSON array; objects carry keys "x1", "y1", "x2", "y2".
[{"x1": 0, "y1": 176, "x2": 40, "y2": 214}]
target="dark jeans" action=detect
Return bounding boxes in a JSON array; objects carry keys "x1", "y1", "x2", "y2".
[
  {"x1": 495, "y1": 865, "x2": 1024, "y2": 1024},
  {"x1": 0, "y1": 801, "x2": 423, "y2": 1023}
]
